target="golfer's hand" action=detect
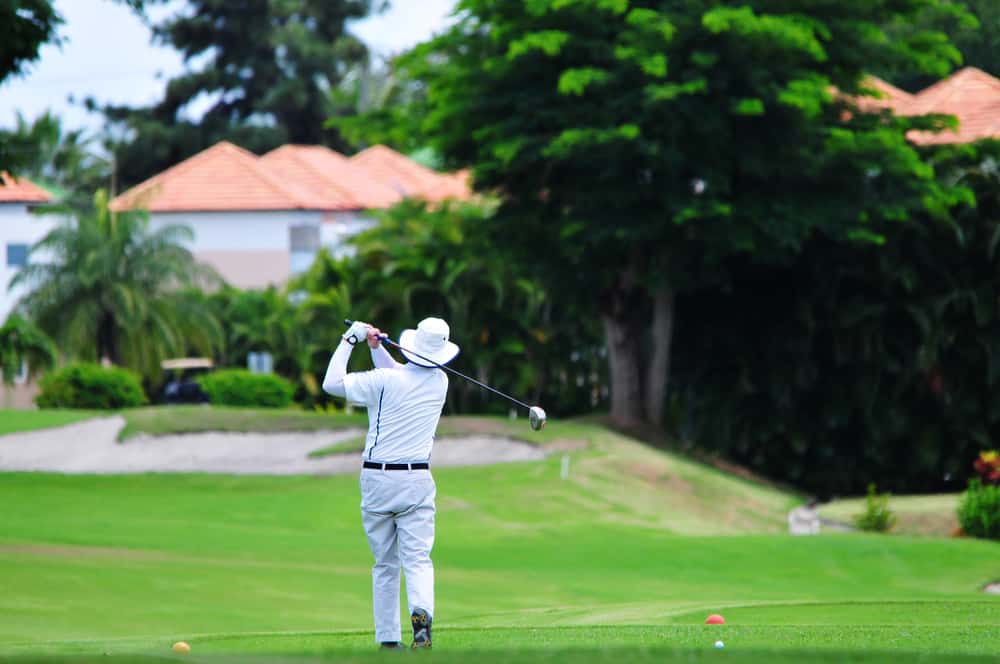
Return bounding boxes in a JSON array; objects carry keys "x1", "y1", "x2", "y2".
[
  {"x1": 343, "y1": 321, "x2": 370, "y2": 346},
  {"x1": 367, "y1": 327, "x2": 383, "y2": 349}
]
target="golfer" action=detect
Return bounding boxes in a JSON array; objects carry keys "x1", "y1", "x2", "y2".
[{"x1": 322, "y1": 317, "x2": 458, "y2": 650}]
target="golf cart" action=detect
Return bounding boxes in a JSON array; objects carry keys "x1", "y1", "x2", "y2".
[{"x1": 161, "y1": 357, "x2": 213, "y2": 404}]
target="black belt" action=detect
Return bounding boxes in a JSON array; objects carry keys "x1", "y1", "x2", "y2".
[{"x1": 363, "y1": 461, "x2": 430, "y2": 471}]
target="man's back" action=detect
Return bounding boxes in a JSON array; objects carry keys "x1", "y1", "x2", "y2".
[{"x1": 345, "y1": 364, "x2": 448, "y2": 463}]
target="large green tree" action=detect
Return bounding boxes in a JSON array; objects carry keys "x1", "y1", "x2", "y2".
[
  {"x1": 11, "y1": 191, "x2": 221, "y2": 379},
  {"x1": 0, "y1": 0, "x2": 61, "y2": 85},
  {"x1": 0, "y1": 111, "x2": 112, "y2": 210},
  {"x1": 408, "y1": 0, "x2": 969, "y2": 429},
  {"x1": 97, "y1": 0, "x2": 380, "y2": 188},
  {"x1": 875, "y1": 0, "x2": 999, "y2": 89},
  {"x1": 671, "y1": 139, "x2": 1000, "y2": 495}
]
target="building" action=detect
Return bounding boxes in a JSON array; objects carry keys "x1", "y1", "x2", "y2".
[
  {"x1": 863, "y1": 67, "x2": 1000, "y2": 145},
  {"x1": 0, "y1": 171, "x2": 54, "y2": 322},
  {"x1": 110, "y1": 142, "x2": 471, "y2": 288},
  {"x1": 0, "y1": 172, "x2": 55, "y2": 408}
]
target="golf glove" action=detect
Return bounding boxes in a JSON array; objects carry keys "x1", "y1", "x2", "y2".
[{"x1": 342, "y1": 321, "x2": 370, "y2": 346}]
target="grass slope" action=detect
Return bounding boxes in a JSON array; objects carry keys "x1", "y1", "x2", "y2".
[
  {"x1": 117, "y1": 406, "x2": 367, "y2": 440},
  {"x1": 821, "y1": 494, "x2": 961, "y2": 537},
  {"x1": 0, "y1": 409, "x2": 96, "y2": 436}
]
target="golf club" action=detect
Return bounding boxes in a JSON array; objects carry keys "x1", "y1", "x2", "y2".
[{"x1": 344, "y1": 319, "x2": 547, "y2": 430}]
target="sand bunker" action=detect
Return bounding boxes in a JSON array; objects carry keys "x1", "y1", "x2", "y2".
[{"x1": 0, "y1": 416, "x2": 545, "y2": 475}]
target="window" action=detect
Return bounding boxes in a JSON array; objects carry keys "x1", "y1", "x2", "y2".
[
  {"x1": 289, "y1": 224, "x2": 320, "y2": 274},
  {"x1": 6, "y1": 243, "x2": 28, "y2": 267},
  {"x1": 247, "y1": 352, "x2": 273, "y2": 374},
  {"x1": 15, "y1": 359, "x2": 28, "y2": 385}
]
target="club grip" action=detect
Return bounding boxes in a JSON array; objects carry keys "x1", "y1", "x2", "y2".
[{"x1": 343, "y1": 319, "x2": 388, "y2": 340}]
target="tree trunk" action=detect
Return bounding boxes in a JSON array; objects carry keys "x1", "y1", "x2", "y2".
[
  {"x1": 644, "y1": 287, "x2": 674, "y2": 427},
  {"x1": 98, "y1": 310, "x2": 118, "y2": 365},
  {"x1": 602, "y1": 313, "x2": 646, "y2": 427}
]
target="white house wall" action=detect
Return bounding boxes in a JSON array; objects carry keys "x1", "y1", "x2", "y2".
[
  {"x1": 0, "y1": 204, "x2": 58, "y2": 322},
  {"x1": 321, "y1": 210, "x2": 376, "y2": 259},
  {"x1": 149, "y1": 210, "x2": 323, "y2": 289}
]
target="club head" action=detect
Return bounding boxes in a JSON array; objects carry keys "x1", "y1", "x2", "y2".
[{"x1": 528, "y1": 406, "x2": 547, "y2": 431}]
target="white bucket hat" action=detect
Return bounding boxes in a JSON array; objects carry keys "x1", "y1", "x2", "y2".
[{"x1": 399, "y1": 317, "x2": 460, "y2": 367}]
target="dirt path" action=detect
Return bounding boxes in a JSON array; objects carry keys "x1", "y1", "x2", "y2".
[{"x1": 0, "y1": 416, "x2": 545, "y2": 475}]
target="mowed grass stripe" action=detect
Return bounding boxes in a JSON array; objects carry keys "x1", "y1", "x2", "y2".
[{"x1": 4, "y1": 622, "x2": 999, "y2": 661}]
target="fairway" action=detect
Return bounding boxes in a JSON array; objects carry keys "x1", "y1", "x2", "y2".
[{"x1": 0, "y1": 424, "x2": 997, "y2": 663}]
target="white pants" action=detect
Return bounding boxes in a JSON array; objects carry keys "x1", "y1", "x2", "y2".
[{"x1": 360, "y1": 468, "x2": 436, "y2": 643}]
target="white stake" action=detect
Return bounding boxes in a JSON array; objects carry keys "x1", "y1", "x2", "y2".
[{"x1": 560, "y1": 454, "x2": 570, "y2": 480}]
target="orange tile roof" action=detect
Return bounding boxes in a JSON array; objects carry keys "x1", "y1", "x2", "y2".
[
  {"x1": 111, "y1": 141, "x2": 472, "y2": 213},
  {"x1": 110, "y1": 141, "x2": 333, "y2": 212},
  {"x1": 853, "y1": 77, "x2": 914, "y2": 113},
  {"x1": 260, "y1": 144, "x2": 402, "y2": 210},
  {"x1": 0, "y1": 171, "x2": 52, "y2": 203},
  {"x1": 420, "y1": 169, "x2": 473, "y2": 203},
  {"x1": 350, "y1": 145, "x2": 472, "y2": 202},
  {"x1": 896, "y1": 67, "x2": 1000, "y2": 145}
]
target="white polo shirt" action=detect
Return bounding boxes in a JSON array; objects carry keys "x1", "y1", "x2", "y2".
[{"x1": 344, "y1": 363, "x2": 448, "y2": 463}]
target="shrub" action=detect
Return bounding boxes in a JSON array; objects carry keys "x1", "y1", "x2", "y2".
[
  {"x1": 854, "y1": 483, "x2": 897, "y2": 533},
  {"x1": 957, "y1": 479, "x2": 1000, "y2": 540},
  {"x1": 36, "y1": 363, "x2": 147, "y2": 409},
  {"x1": 197, "y1": 369, "x2": 294, "y2": 408}
]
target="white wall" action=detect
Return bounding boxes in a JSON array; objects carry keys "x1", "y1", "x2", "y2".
[
  {"x1": 0, "y1": 204, "x2": 59, "y2": 322},
  {"x1": 321, "y1": 210, "x2": 377, "y2": 258},
  {"x1": 150, "y1": 210, "x2": 323, "y2": 287},
  {"x1": 150, "y1": 210, "x2": 322, "y2": 251}
]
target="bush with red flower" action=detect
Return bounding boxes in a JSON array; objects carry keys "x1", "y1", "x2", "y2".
[
  {"x1": 972, "y1": 450, "x2": 1000, "y2": 485},
  {"x1": 957, "y1": 450, "x2": 1000, "y2": 540}
]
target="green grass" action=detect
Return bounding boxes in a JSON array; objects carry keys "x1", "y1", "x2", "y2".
[
  {"x1": 821, "y1": 494, "x2": 961, "y2": 537},
  {"x1": 306, "y1": 414, "x2": 596, "y2": 458},
  {"x1": 307, "y1": 435, "x2": 367, "y2": 457},
  {"x1": 0, "y1": 409, "x2": 96, "y2": 436},
  {"x1": 117, "y1": 406, "x2": 368, "y2": 440},
  {"x1": 0, "y1": 420, "x2": 996, "y2": 662}
]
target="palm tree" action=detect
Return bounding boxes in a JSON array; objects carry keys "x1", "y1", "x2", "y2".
[
  {"x1": 0, "y1": 111, "x2": 112, "y2": 211},
  {"x1": 10, "y1": 190, "x2": 222, "y2": 379},
  {"x1": 0, "y1": 314, "x2": 56, "y2": 402}
]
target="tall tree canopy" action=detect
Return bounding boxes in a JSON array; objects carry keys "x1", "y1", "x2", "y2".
[
  {"x1": 408, "y1": 0, "x2": 970, "y2": 429},
  {"x1": 0, "y1": 0, "x2": 62, "y2": 86},
  {"x1": 876, "y1": 0, "x2": 997, "y2": 89},
  {"x1": 97, "y1": 0, "x2": 381, "y2": 188},
  {"x1": 0, "y1": 111, "x2": 111, "y2": 210}
]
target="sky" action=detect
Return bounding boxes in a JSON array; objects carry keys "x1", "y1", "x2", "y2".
[{"x1": 0, "y1": 0, "x2": 457, "y2": 133}]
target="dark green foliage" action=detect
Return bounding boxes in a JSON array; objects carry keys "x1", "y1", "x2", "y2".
[
  {"x1": 197, "y1": 369, "x2": 294, "y2": 409},
  {"x1": 0, "y1": 111, "x2": 112, "y2": 210},
  {"x1": 407, "y1": 0, "x2": 969, "y2": 428},
  {"x1": 96, "y1": 0, "x2": 377, "y2": 188},
  {"x1": 876, "y1": 0, "x2": 1000, "y2": 89},
  {"x1": 0, "y1": 314, "x2": 55, "y2": 386},
  {"x1": 37, "y1": 363, "x2": 147, "y2": 409},
  {"x1": 205, "y1": 286, "x2": 336, "y2": 408},
  {"x1": 957, "y1": 479, "x2": 1000, "y2": 540},
  {"x1": 854, "y1": 484, "x2": 897, "y2": 533},
  {"x1": 669, "y1": 141, "x2": 1000, "y2": 494},
  {"x1": 295, "y1": 199, "x2": 607, "y2": 416},
  {"x1": 0, "y1": 0, "x2": 62, "y2": 84}
]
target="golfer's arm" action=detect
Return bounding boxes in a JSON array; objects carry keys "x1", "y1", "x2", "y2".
[
  {"x1": 321, "y1": 340, "x2": 354, "y2": 398},
  {"x1": 370, "y1": 344, "x2": 403, "y2": 370}
]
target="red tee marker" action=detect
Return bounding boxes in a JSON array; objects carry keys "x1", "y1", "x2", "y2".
[{"x1": 705, "y1": 614, "x2": 725, "y2": 625}]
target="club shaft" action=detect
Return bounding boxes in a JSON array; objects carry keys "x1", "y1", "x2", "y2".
[{"x1": 344, "y1": 319, "x2": 534, "y2": 411}]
